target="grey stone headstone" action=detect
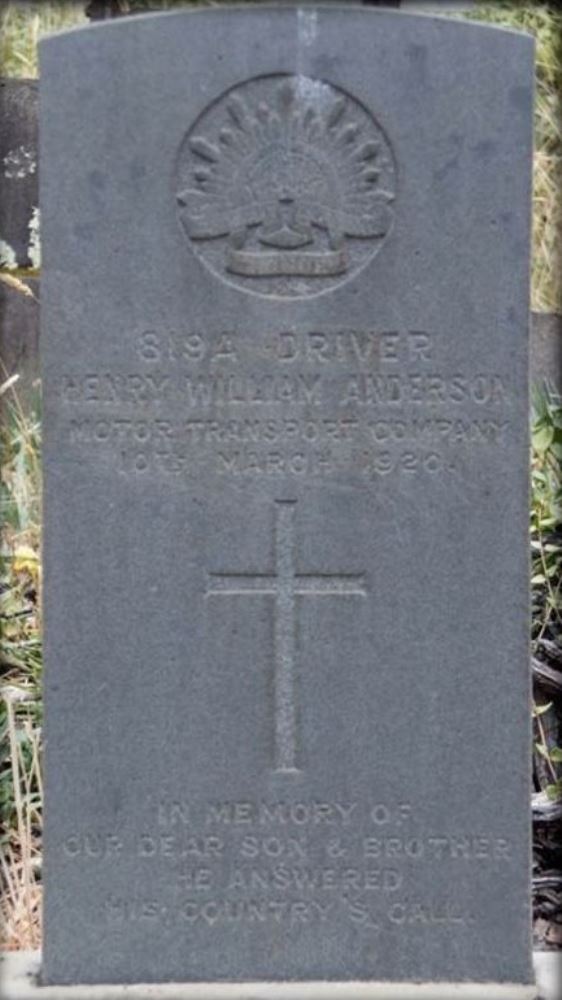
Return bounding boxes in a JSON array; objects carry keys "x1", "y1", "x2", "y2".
[
  {"x1": 0, "y1": 80, "x2": 39, "y2": 269},
  {"x1": 40, "y1": 6, "x2": 534, "y2": 990},
  {"x1": 0, "y1": 276, "x2": 40, "y2": 418}
]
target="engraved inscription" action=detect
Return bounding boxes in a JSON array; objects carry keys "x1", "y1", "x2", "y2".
[
  {"x1": 206, "y1": 501, "x2": 366, "y2": 771},
  {"x1": 54, "y1": 327, "x2": 513, "y2": 481},
  {"x1": 175, "y1": 75, "x2": 396, "y2": 298},
  {"x1": 62, "y1": 800, "x2": 514, "y2": 939}
]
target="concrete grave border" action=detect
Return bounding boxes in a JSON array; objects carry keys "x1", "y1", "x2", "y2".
[{"x1": 2, "y1": 950, "x2": 556, "y2": 1000}]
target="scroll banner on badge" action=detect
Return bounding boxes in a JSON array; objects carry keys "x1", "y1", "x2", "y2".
[{"x1": 177, "y1": 193, "x2": 394, "y2": 277}]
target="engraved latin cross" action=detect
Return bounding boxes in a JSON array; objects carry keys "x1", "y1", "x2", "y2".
[{"x1": 206, "y1": 500, "x2": 366, "y2": 772}]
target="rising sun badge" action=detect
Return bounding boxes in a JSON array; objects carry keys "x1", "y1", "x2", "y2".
[{"x1": 175, "y1": 75, "x2": 397, "y2": 298}]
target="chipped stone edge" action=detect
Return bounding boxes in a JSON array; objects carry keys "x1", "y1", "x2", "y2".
[{"x1": 0, "y1": 952, "x2": 542, "y2": 1000}]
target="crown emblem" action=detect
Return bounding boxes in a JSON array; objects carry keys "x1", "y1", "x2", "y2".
[{"x1": 176, "y1": 75, "x2": 396, "y2": 298}]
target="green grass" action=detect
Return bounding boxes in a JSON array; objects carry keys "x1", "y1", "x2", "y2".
[
  {"x1": 0, "y1": 2, "x2": 87, "y2": 76},
  {"x1": 463, "y1": 2, "x2": 562, "y2": 313},
  {"x1": 0, "y1": 379, "x2": 42, "y2": 950}
]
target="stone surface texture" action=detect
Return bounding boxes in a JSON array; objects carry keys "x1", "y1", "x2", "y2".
[
  {"x1": 40, "y1": 6, "x2": 534, "y2": 988},
  {"x1": 0, "y1": 951, "x2": 548, "y2": 1000},
  {"x1": 0, "y1": 79, "x2": 39, "y2": 268},
  {"x1": 0, "y1": 276, "x2": 40, "y2": 415}
]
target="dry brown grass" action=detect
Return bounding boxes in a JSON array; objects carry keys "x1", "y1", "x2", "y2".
[
  {"x1": 1, "y1": 365, "x2": 42, "y2": 951},
  {"x1": 0, "y1": 694, "x2": 42, "y2": 950},
  {"x1": 0, "y1": 1, "x2": 87, "y2": 77}
]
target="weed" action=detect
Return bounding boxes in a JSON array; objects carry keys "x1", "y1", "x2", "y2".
[{"x1": 0, "y1": 379, "x2": 42, "y2": 949}]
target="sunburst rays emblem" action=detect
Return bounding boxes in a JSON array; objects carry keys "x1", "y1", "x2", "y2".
[{"x1": 176, "y1": 75, "x2": 397, "y2": 298}]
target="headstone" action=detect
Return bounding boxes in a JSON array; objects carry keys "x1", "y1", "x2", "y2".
[
  {"x1": 40, "y1": 6, "x2": 534, "y2": 994},
  {"x1": 0, "y1": 276, "x2": 40, "y2": 418},
  {"x1": 0, "y1": 80, "x2": 39, "y2": 269}
]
